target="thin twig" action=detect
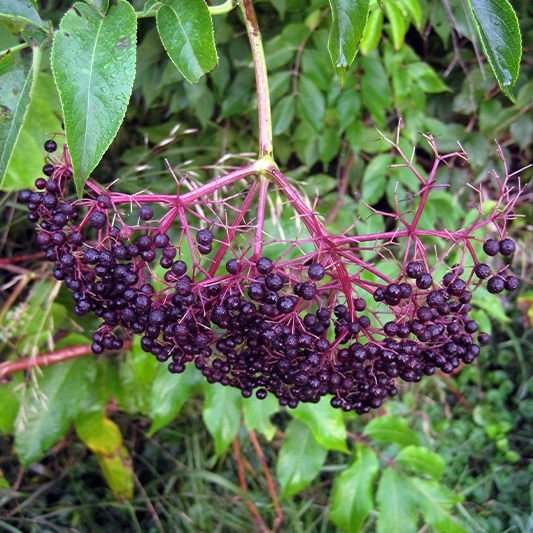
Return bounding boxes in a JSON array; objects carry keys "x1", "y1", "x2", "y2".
[
  {"x1": 0, "y1": 340, "x2": 133, "y2": 380},
  {"x1": 232, "y1": 437, "x2": 267, "y2": 532},
  {"x1": 249, "y1": 430, "x2": 283, "y2": 532}
]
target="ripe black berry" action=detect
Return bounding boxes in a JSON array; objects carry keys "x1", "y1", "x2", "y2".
[
  {"x1": 299, "y1": 283, "x2": 317, "y2": 300},
  {"x1": 406, "y1": 261, "x2": 424, "y2": 279},
  {"x1": 487, "y1": 276, "x2": 505, "y2": 294},
  {"x1": 483, "y1": 239, "x2": 499, "y2": 256},
  {"x1": 153, "y1": 233, "x2": 170, "y2": 248},
  {"x1": 89, "y1": 211, "x2": 107, "y2": 229},
  {"x1": 35, "y1": 178, "x2": 47, "y2": 190},
  {"x1": 504, "y1": 276, "x2": 519, "y2": 291},
  {"x1": 308, "y1": 263, "x2": 325, "y2": 281},
  {"x1": 474, "y1": 263, "x2": 491, "y2": 280},
  {"x1": 499, "y1": 238, "x2": 516, "y2": 256},
  {"x1": 256, "y1": 257, "x2": 274, "y2": 274},
  {"x1": 139, "y1": 205, "x2": 154, "y2": 221},
  {"x1": 196, "y1": 229, "x2": 214, "y2": 246},
  {"x1": 44, "y1": 139, "x2": 57, "y2": 152},
  {"x1": 416, "y1": 273, "x2": 433, "y2": 289},
  {"x1": 265, "y1": 273, "x2": 284, "y2": 291},
  {"x1": 226, "y1": 259, "x2": 238, "y2": 274}
]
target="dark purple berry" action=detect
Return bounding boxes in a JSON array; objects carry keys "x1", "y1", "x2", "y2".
[
  {"x1": 256, "y1": 257, "x2": 274, "y2": 274},
  {"x1": 226, "y1": 259, "x2": 238, "y2": 274},
  {"x1": 416, "y1": 273, "x2": 433, "y2": 289},
  {"x1": 43, "y1": 164, "x2": 55, "y2": 176},
  {"x1": 89, "y1": 211, "x2": 107, "y2": 230},
  {"x1": 196, "y1": 229, "x2": 214, "y2": 246},
  {"x1": 153, "y1": 233, "x2": 170, "y2": 248},
  {"x1": 483, "y1": 239, "x2": 499, "y2": 256},
  {"x1": 499, "y1": 238, "x2": 516, "y2": 256},
  {"x1": 474, "y1": 263, "x2": 491, "y2": 280},
  {"x1": 487, "y1": 276, "x2": 505, "y2": 294},
  {"x1": 35, "y1": 178, "x2": 47, "y2": 190},
  {"x1": 139, "y1": 205, "x2": 154, "y2": 221},
  {"x1": 265, "y1": 273, "x2": 284, "y2": 291},
  {"x1": 308, "y1": 263, "x2": 325, "y2": 281},
  {"x1": 504, "y1": 276, "x2": 519, "y2": 291},
  {"x1": 44, "y1": 139, "x2": 57, "y2": 152},
  {"x1": 406, "y1": 261, "x2": 424, "y2": 279}
]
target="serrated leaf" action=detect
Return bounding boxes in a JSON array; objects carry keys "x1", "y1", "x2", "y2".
[
  {"x1": 276, "y1": 419, "x2": 327, "y2": 496},
  {"x1": 149, "y1": 363, "x2": 202, "y2": 435},
  {"x1": 84, "y1": 0, "x2": 109, "y2": 14},
  {"x1": 292, "y1": 396, "x2": 348, "y2": 452},
  {"x1": 410, "y1": 477, "x2": 468, "y2": 533},
  {"x1": 51, "y1": 0, "x2": 137, "y2": 195},
  {"x1": 243, "y1": 394, "x2": 279, "y2": 441},
  {"x1": 202, "y1": 383, "x2": 242, "y2": 457},
  {"x1": 364, "y1": 415, "x2": 419, "y2": 447},
  {"x1": 272, "y1": 94, "x2": 295, "y2": 135},
  {"x1": 3, "y1": 72, "x2": 62, "y2": 191},
  {"x1": 156, "y1": 0, "x2": 218, "y2": 84},
  {"x1": 0, "y1": 0, "x2": 44, "y2": 29},
  {"x1": 466, "y1": 0, "x2": 521, "y2": 101},
  {"x1": 327, "y1": 0, "x2": 370, "y2": 87},
  {"x1": 396, "y1": 445, "x2": 445, "y2": 480},
  {"x1": 376, "y1": 467, "x2": 418, "y2": 533},
  {"x1": 14, "y1": 358, "x2": 96, "y2": 465},
  {"x1": 330, "y1": 443, "x2": 379, "y2": 531},
  {"x1": 0, "y1": 45, "x2": 41, "y2": 188},
  {"x1": 361, "y1": 153, "x2": 391, "y2": 205}
]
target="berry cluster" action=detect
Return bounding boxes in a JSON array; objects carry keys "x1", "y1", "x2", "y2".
[{"x1": 18, "y1": 139, "x2": 520, "y2": 413}]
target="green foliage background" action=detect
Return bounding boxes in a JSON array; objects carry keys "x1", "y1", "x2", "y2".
[{"x1": 0, "y1": 0, "x2": 532, "y2": 531}]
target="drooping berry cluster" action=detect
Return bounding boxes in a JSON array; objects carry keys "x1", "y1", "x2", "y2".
[{"x1": 18, "y1": 139, "x2": 520, "y2": 413}]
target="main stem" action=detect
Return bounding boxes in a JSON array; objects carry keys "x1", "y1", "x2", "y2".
[{"x1": 239, "y1": 0, "x2": 273, "y2": 158}]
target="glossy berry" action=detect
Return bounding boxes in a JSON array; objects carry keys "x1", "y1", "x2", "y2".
[
  {"x1": 406, "y1": 261, "x2": 424, "y2": 279},
  {"x1": 499, "y1": 238, "x2": 516, "y2": 256},
  {"x1": 308, "y1": 263, "x2": 325, "y2": 281},
  {"x1": 89, "y1": 211, "x2": 107, "y2": 230},
  {"x1": 196, "y1": 229, "x2": 214, "y2": 246},
  {"x1": 474, "y1": 263, "x2": 491, "y2": 280},
  {"x1": 139, "y1": 205, "x2": 154, "y2": 221},
  {"x1": 487, "y1": 276, "x2": 505, "y2": 294},
  {"x1": 504, "y1": 276, "x2": 519, "y2": 291},
  {"x1": 256, "y1": 257, "x2": 274, "y2": 274},
  {"x1": 44, "y1": 139, "x2": 57, "y2": 152},
  {"x1": 416, "y1": 273, "x2": 433, "y2": 289},
  {"x1": 43, "y1": 164, "x2": 55, "y2": 176},
  {"x1": 226, "y1": 259, "x2": 238, "y2": 274},
  {"x1": 483, "y1": 239, "x2": 500, "y2": 256}
]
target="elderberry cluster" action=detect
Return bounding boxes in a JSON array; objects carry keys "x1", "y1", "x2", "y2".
[{"x1": 18, "y1": 140, "x2": 520, "y2": 413}]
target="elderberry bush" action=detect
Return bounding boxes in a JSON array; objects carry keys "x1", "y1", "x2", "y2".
[{"x1": 19, "y1": 136, "x2": 520, "y2": 415}]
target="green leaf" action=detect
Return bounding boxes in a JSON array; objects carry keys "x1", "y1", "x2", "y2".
[
  {"x1": 407, "y1": 62, "x2": 451, "y2": 93},
  {"x1": 396, "y1": 0, "x2": 422, "y2": 29},
  {"x1": 466, "y1": 0, "x2": 521, "y2": 101},
  {"x1": 84, "y1": 0, "x2": 109, "y2": 15},
  {"x1": 276, "y1": 419, "x2": 327, "y2": 497},
  {"x1": 14, "y1": 357, "x2": 96, "y2": 465},
  {"x1": 202, "y1": 383, "x2": 242, "y2": 457},
  {"x1": 149, "y1": 363, "x2": 202, "y2": 435},
  {"x1": 272, "y1": 94, "x2": 295, "y2": 136},
  {"x1": 376, "y1": 467, "x2": 418, "y2": 533},
  {"x1": 410, "y1": 478, "x2": 468, "y2": 533},
  {"x1": 0, "y1": 0, "x2": 44, "y2": 29},
  {"x1": 396, "y1": 445, "x2": 445, "y2": 480},
  {"x1": 51, "y1": 0, "x2": 137, "y2": 195},
  {"x1": 361, "y1": 153, "x2": 391, "y2": 205},
  {"x1": 383, "y1": 0, "x2": 408, "y2": 50},
  {"x1": 364, "y1": 415, "x2": 419, "y2": 447},
  {"x1": 243, "y1": 394, "x2": 279, "y2": 440},
  {"x1": 359, "y1": 8, "x2": 383, "y2": 56},
  {"x1": 3, "y1": 72, "x2": 62, "y2": 191},
  {"x1": 0, "y1": 373, "x2": 22, "y2": 435},
  {"x1": 156, "y1": 0, "x2": 218, "y2": 84},
  {"x1": 0, "y1": 45, "x2": 41, "y2": 188},
  {"x1": 327, "y1": 0, "x2": 370, "y2": 87},
  {"x1": 330, "y1": 443, "x2": 379, "y2": 531},
  {"x1": 297, "y1": 75, "x2": 325, "y2": 133},
  {"x1": 292, "y1": 396, "x2": 348, "y2": 452},
  {"x1": 337, "y1": 87, "x2": 360, "y2": 130}
]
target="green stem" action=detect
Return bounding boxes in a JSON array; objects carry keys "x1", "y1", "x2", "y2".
[
  {"x1": 209, "y1": 0, "x2": 238, "y2": 15},
  {"x1": 239, "y1": 0, "x2": 273, "y2": 158},
  {"x1": 136, "y1": 0, "x2": 237, "y2": 19},
  {"x1": 0, "y1": 42, "x2": 31, "y2": 56}
]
